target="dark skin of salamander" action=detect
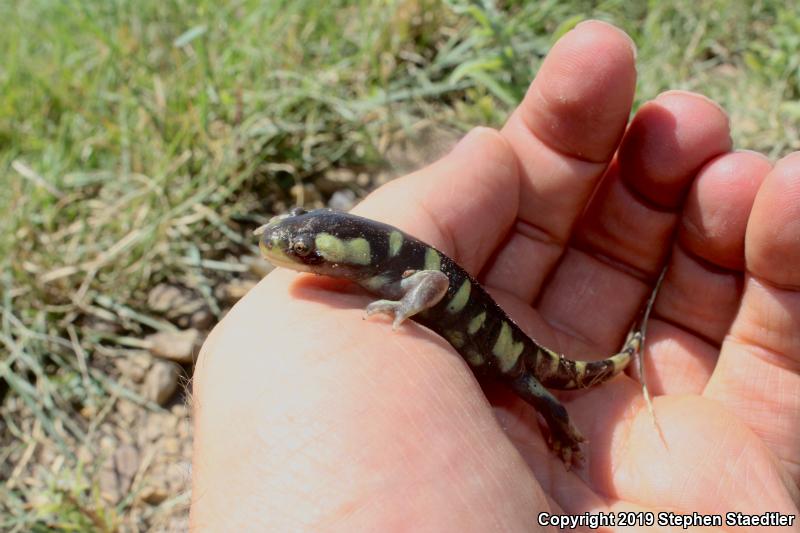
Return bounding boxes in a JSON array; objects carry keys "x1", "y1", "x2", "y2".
[{"x1": 256, "y1": 207, "x2": 647, "y2": 466}]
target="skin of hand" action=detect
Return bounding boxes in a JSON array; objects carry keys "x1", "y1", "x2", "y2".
[{"x1": 190, "y1": 21, "x2": 800, "y2": 532}]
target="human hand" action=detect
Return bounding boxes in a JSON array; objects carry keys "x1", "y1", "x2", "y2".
[{"x1": 190, "y1": 21, "x2": 799, "y2": 531}]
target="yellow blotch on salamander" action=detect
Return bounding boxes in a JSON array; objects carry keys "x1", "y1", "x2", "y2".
[
  {"x1": 389, "y1": 231, "x2": 403, "y2": 257},
  {"x1": 573, "y1": 361, "x2": 587, "y2": 385},
  {"x1": 362, "y1": 275, "x2": 391, "y2": 292},
  {"x1": 446, "y1": 279, "x2": 471, "y2": 314},
  {"x1": 424, "y1": 248, "x2": 440, "y2": 271},
  {"x1": 467, "y1": 311, "x2": 486, "y2": 335},
  {"x1": 465, "y1": 349, "x2": 484, "y2": 366},
  {"x1": 493, "y1": 322, "x2": 524, "y2": 372},
  {"x1": 539, "y1": 347, "x2": 561, "y2": 376},
  {"x1": 315, "y1": 233, "x2": 371, "y2": 265},
  {"x1": 445, "y1": 330, "x2": 466, "y2": 348}
]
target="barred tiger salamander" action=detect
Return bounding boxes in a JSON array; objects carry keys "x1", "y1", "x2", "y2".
[{"x1": 256, "y1": 207, "x2": 650, "y2": 466}]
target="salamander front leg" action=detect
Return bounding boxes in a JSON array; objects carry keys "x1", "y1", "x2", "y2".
[
  {"x1": 365, "y1": 270, "x2": 449, "y2": 330},
  {"x1": 510, "y1": 372, "x2": 585, "y2": 468}
]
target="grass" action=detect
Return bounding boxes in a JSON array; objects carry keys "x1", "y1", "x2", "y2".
[{"x1": 1, "y1": 0, "x2": 798, "y2": 529}]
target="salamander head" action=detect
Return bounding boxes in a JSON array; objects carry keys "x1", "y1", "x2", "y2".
[{"x1": 255, "y1": 207, "x2": 381, "y2": 279}]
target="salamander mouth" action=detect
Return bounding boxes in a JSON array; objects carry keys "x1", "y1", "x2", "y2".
[
  {"x1": 258, "y1": 240, "x2": 315, "y2": 273},
  {"x1": 259, "y1": 238, "x2": 295, "y2": 265}
]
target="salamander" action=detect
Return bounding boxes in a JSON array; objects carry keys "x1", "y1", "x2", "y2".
[{"x1": 256, "y1": 207, "x2": 649, "y2": 466}]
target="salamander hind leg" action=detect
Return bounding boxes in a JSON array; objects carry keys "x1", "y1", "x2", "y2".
[
  {"x1": 365, "y1": 270, "x2": 449, "y2": 330},
  {"x1": 511, "y1": 372, "x2": 585, "y2": 469}
]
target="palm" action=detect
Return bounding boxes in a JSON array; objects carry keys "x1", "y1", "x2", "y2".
[{"x1": 191, "y1": 22, "x2": 799, "y2": 530}]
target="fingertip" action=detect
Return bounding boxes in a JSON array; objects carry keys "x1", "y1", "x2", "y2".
[
  {"x1": 514, "y1": 19, "x2": 637, "y2": 162},
  {"x1": 680, "y1": 151, "x2": 771, "y2": 270},
  {"x1": 745, "y1": 152, "x2": 800, "y2": 287},
  {"x1": 619, "y1": 91, "x2": 732, "y2": 207},
  {"x1": 655, "y1": 90, "x2": 729, "y2": 121},
  {"x1": 575, "y1": 19, "x2": 638, "y2": 59},
  {"x1": 775, "y1": 150, "x2": 800, "y2": 167}
]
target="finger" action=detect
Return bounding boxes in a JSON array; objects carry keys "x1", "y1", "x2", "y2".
[
  {"x1": 491, "y1": 380, "x2": 798, "y2": 519},
  {"x1": 643, "y1": 151, "x2": 770, "y2": 395},
  {"x1": 574, "y1": 92, "x2": 734, "y2": 273},
  {"x1": 353, "y1": 126, "x2": 519, "y2": 275},
  {"x1": 537, "y1": 92, "x2": 732, "y2": 355},
  {"x1": 485, "y1": 20, "x2": 637, "y2": 301},
  {"x1": 705, "y1": 153, "x2": 800, "y2": 480},
  {"x1": 597, "y1": 394, "x2": 799, "y2": 519}
]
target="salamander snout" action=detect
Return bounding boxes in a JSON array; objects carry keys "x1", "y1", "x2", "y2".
[{"x1": 256, "y1": 208, "x2": 378, "y2": 278}]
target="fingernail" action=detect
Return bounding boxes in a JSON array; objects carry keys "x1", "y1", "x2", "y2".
[
  {"x1": 735, "y1": 149, "x2": 772, "y2": 164},
  {"x1": 575, "y1": 19, "x2": 637, "y2": 60},
  {"x1": 656, "y1": 90, "x2": 729, "y2": 118}
]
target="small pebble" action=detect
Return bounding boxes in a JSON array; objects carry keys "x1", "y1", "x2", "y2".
[
  {"x1": 146, "y1": 329, "x2": 201, "y2": 364},
  {"x1": 143, "y1": 360, "x2": 180, "y2": 405},
  {"x1": 327, "y1": 189, "x2": 357, "y2": 211},
  {"x1": 216, "y1": 278, "x2": 257, "y2": 303}
]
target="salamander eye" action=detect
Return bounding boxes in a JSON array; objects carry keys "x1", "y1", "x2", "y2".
[
  {"x1": 291, "y1": 238, "x2": 312, "y2": 256},
  {"x1": 289, "y1": 206, "x2": 307, "y2": 217}
]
